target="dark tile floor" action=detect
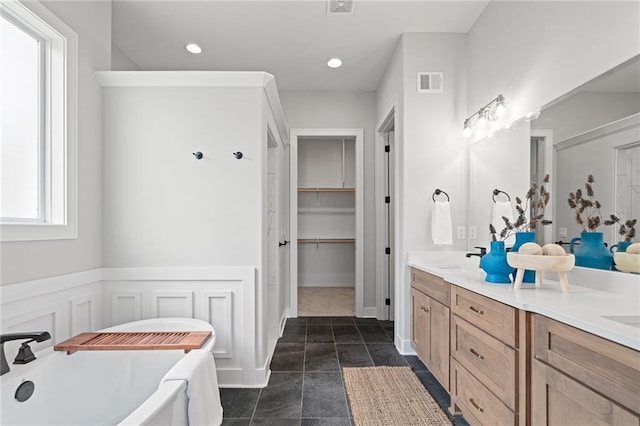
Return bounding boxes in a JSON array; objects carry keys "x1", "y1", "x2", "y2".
[{"x1": 220, "y1": 317, "x2": 469, "y2": 426}]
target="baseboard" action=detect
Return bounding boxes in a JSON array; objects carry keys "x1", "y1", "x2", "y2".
[
  {"x1": 396, "y1": 338, "x2": 417, "y2": 355},
  {"x1": 361, "y1": 306, "x2": 377, "y2": 318}
]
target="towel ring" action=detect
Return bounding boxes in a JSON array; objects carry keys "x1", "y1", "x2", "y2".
[
  {"x1": 432, "y1": 189, "x2": 450, "y2": 202},
  {"x1": 492, "y1": 189, "x2": 511, "y2": 203}
]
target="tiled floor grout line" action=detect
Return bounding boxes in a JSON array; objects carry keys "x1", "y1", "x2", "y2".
[{"x1": 332, "y1": 322, "x2": 353, "y2": 422}]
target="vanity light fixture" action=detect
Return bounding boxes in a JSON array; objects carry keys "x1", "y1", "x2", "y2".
[
  {"x1": 186, "y1": 43, "x2": 202, "y2": 54},
  {"x1": 462, "y1": 94, "x2": 507, "y2": 138},
  {"x1": 327, "y1": 58, "x2": 342, "y2": 68}
]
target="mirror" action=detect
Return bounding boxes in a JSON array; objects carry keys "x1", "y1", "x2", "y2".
[
  {"x1": 468, "y1": 121, "x2": 532, "y2": 250},
  {"x1": 532, "y1": 55, "x2": 640, "y2": 249},
  {"x1": 468, "y1": 55, "x2": 640, "y2": 257}
]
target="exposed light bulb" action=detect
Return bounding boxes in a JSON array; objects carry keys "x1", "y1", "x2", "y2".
[
  {"x1": 463, "y1": 123, "x2": 472, "y2": 138},
  {"x1": 327, "y1": 58, "x2": 342, "y2": 68},
  {"x1": 186, "y1": 43, "x2": 202, "y2": 54},
  {"x1": 493, "y1": 94, "x2": 505, "y2": 118},
  {"x1": 477, "y1": 109, "x2": 488, "y2": 127}
]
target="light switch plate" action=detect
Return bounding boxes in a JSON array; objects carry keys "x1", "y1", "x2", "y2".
[
  {"x1": 559, "y1": 227, "x2": 568, "y2": 238},
  {"x1": 457, "y1": 226, "x2": 466, "y2": 239}
]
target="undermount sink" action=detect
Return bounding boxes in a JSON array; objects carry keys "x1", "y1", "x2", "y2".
[{"x1": 601, "y1": 315, "x2": 640, "y2": 329}]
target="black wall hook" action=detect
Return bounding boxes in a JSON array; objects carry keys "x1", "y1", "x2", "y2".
[
  {"x1": 233, "y1": 152, "x2": 243, "y2": 159},
  {"x1": 193, "y1": 152, "x2": 203, "y2": 160}
]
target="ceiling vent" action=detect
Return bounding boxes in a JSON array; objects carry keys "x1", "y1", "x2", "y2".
[
  {"x1": 327, "y1": 0, "x2": 355, "y2": 15},
  {"x1": 417, "y1": 72, "x2": 444, "y2": 93}
]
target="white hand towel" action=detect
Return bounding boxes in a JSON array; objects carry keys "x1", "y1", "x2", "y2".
[
  {"x1": 492, "y1": 201, "x2": 515, "y2": 245},
  {"x1": 161, "y1": 350, "x2": 223, "y2": 426},
  {"x1": 431, "y1": 201, "x2": 453, "y2": 245}
]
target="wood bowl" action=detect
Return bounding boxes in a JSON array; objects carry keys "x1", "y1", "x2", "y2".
[
  {"x1": 507, "y1": 253, "x2": 575, "y2": 272},
  {"x1": 614, "y1": 252, "x2": 640, "y2": 273},
  {"x1": 507, "y1": 253, "x2": 575, "y2": 292}
]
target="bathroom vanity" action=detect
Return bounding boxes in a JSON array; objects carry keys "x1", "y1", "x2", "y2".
[{"x1": 409, "y1": 253, "x2": 640, "y2": 426}]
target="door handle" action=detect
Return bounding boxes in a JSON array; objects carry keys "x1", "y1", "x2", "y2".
[{"x1": 279, "y1": 240, "x2": 289, "y2": 247}]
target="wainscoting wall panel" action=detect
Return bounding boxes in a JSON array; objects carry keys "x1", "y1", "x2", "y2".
[
  {"x1": 101, "y1": 267, "x2": 264, "y2": 387},
  {"x1": 1, "y1": 267, "x2": 270, "y2": 387}
]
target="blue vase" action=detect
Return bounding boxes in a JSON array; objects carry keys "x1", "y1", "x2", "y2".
[
  {"x1": 569, "y1": 231, "x2": 613, "y2": 270},
  {"x1": 510, "y1": 231, "x2": 536, "y2": 283},
  {"x1": 481, "y1": 241, "x2": 515, "y2": 284},
  {"x1": 610, "y1": 241, "x2": 633, "y2": 253}
]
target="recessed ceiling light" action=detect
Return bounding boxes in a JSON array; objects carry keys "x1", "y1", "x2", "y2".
[
  {"x1": 327, "y1": 58, "x2": 342, "y2": 68},
  {"x1": 186, "y1": 43, "x2": 202, "y2": 54}
]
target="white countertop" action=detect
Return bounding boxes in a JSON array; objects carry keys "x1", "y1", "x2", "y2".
[{"x1": 408, "y1": 251, "x2": 640, "y2": 351}]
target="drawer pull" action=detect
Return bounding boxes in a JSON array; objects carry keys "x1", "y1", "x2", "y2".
[
  {"x1": 421, "y1": 306, "x2": 429, "y2": 312},
  {"x1": 469, "y1": 305, "x2": 484, "y2": 315},
  {"x1": 469, "y1": 348, "x2": 485, "y2": 360},
  {"x1": 469, "y1": 398, "x2": 484, "y2": 413}
]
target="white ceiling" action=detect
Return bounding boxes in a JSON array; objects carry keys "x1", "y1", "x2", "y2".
[{"x1": 112, "y1": 0, "x2": 490, "y2": 91}]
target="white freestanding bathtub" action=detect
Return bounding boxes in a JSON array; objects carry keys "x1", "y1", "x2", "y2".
[{"x1": 0, "y1": 318, "x2": 221, "y2": 426}]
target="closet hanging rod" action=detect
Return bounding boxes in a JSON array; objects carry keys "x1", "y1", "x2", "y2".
[
  {"x1": 492, "y1": 189, "x2": 511, "y2": 202},
  {"x1": 432, "y1": 189, "x2": 450, "y2": 202}
]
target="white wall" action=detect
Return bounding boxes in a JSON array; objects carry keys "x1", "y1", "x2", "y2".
[
  {"x1": 394, "y1": 33, "x2": 469, "y2": 352},
  {"x1": 467, "y1": 1, "x2": 640, "y2": 121},
  {"x1": 101, "y1": 86, "x2": 264, "y2": 268},
  {"x1": 0, "y1": 0, "x2": 110, "y2": 285},
  {"x1": 279, "y1": 91, "x2": 377, "y2": 307}
]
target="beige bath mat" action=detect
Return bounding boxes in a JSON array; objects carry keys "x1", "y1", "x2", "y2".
[{"x1": 343, "y1": 366, "x2": 453, "y2": 426}]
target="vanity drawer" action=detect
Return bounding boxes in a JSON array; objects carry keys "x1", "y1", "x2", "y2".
[
  {"x1": 451, "y1": 314, "x2": 517, "y2": 410},
  {"x1": 451, "y1": 359, "x2": 516, "y2": 426},
  {"x1": 411, "y1": 268, "x2": 450, "y2": 307},
  {"x1": 533, "y1": 315, "x2": 640, "y2": 415},
  {"x1": 451, "y1": 286, "x2": 517, "y2": 347}
]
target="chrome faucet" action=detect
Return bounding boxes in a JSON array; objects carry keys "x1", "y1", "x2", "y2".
[{"x1": 1, "y1": 332, "x2": 51, "y2": 376}]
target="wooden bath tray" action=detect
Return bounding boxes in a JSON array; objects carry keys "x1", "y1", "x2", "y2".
[{"x1": 54, "y1": 331, "x2": 211, "y2": 355}]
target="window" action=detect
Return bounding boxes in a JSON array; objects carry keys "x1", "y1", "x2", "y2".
[{"x1": 0, "y1": 0, "x2": 77, "y2": 241}]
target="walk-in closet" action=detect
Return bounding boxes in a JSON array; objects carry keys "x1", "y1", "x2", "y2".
[{"x1": 290, "y1": 129, "x2": 364, "y2": 317}]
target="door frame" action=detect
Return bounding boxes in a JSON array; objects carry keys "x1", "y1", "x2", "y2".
[
  {"x1": 530, "y1": 129, "x2": 554, "y2": 245},
  {"x1": 289, "y1": 128, "x2": 364, "y2": 317},
  {"x1": 375, "y1": 103, "x2": 397, "y2": 320}
]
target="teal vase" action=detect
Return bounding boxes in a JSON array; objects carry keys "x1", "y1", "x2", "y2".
[
  {"x1": 510, "y1": 231, "x2": 536, "y2": 283},
  {"x1": 569, "y1": 231, "x2": 613, "y2": 270},
  {"x1": 480, "y1": 241, "x2": 515, "y2": 284},
  {"x1": 610, "y1": 241, "x2": 633, "y2": 253}
]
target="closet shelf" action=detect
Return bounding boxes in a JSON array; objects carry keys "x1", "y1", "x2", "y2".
[
  {"x1": 298, "y1": 207, "x2": 355, "y2": 214},
  {"x1": 298, "y1": 188, "x2": 355, "y2": 193},
  {"x1": 298, "y1": 238, "x2": 355, "y2": 244}
]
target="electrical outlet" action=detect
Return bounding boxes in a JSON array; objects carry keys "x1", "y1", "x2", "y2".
[
  {"x1": 457, "y1": 226, "x2": 466, "y2": 239},
  {"x1": 469, "y1": 226, "x2": 477, "y2": 240},
  {"x1": 559, "y1": 227, "x2": 568, "y2": 238}
]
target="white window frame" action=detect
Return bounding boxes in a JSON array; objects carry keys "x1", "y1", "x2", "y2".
[{"x1": 0, "y1": 0, "x2": 77, "y2": 241}]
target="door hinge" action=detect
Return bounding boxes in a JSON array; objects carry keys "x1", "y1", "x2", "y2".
[
  {"x1": 385, "y1": 196, "x2": 391, "y2": 204},
  {"x1": 385, "y1": 247, "x2": 391, "y2": 255},
  {"x1": 385, "y1": 145, "x2": 390, "y2": 153},
  {"x1": 385, "y1": 298, "x2": 391, "y2": 306}
]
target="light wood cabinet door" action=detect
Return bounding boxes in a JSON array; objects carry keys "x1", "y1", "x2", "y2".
[
  {"x1": 532, "y1": 360, "x2": 639, "y2": 426},
  {"x1": 411, "y1": 268, "x2": 450, "y2": 306},
  {"x1": 411, "y1": 287, "x2": 450, "y2": 391},
  {"x1": 534, "y1": 315, "x2": 640, "y2": 415},
  {"x1": 411, "y1": 287, "x2": 430, "y2": 363},
  {"x1": 429, "y1": 297, "x2": 450, "y2": 391}
]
